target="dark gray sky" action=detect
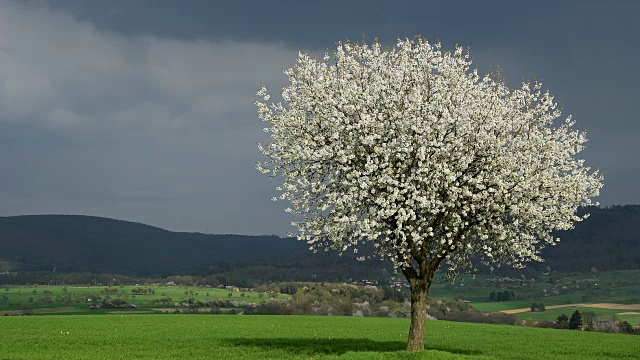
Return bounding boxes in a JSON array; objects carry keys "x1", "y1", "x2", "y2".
[{"x1": 0, "y1": 0, "x2": 638, "y2": 235}]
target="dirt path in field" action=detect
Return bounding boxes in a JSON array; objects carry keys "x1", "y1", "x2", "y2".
[
  {"x1": 501, "y1": 303, "x2": 640, "y2": 314},
  {"x1": 618, "y1": 312, "x2": 640, "y2": 315}
]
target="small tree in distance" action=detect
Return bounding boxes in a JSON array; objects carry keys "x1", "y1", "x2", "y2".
[
  {"x1": 256, "y1": 37, "x2": 602, "y2": 351},
  {"x1": 569, "y1": 310, "x2": 583, "y2": 330},
  {"x1": 557, "y1": 314, "x2": 569, "y2": 325}
]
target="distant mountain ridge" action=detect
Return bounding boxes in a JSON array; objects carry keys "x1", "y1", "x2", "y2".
[
  {"x1": 0, "y1": 206, "x2": 639, "y2": 277},
  {"x1": 0, "y1": 215, "x2": 303, "y2": 275}
]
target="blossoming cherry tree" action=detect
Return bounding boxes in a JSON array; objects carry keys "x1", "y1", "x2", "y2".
[{"x1": 256, "y1": 37, "x2": 603, "y2": 351}]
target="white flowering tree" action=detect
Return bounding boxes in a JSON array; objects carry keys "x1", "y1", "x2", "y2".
[{"x1": 256, "y1": 37, "x2": 603, "y2": 351}]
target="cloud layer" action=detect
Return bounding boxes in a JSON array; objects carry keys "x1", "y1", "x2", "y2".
[
  {"x1": 0, "y1": 1, "x2": 637, "y2": 235},
  {"x1": 0, "y1": 1, "x2": 295, "y2": 234}
]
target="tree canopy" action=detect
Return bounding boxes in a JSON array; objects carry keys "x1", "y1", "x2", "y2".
[{"x1": 256, "y1": 37, "x2": 602, "y2": 350}]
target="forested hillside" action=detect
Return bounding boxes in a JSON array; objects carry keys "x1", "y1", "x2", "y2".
[
  {"x1": 0, "y1": 206, "x2": 638, "y2": 278},
  {"x1": 0, "y1": 215, "x2": 300, "y2": 275},
  {"x1": 541, "y1": 205, "x2": 640, "y2": 272}
]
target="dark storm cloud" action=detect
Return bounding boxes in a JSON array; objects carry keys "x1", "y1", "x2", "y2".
[
  {"x1": 0, "y1": 1, "x2": 296, "y2": 234},
  {"x1": 1, "y1": 0, "x2": 638, "y2": 234},
  {"x1": 46, "y1": 1, "x2": 638, "y2": 48}
]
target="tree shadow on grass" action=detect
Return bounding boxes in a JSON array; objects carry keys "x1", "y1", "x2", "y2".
[
  {"x1": 222, "y1": 337, "x2": 403, "y2": 356},
  {"x1": 222, "y1": 337, "x2": 484, "y2": 357}
]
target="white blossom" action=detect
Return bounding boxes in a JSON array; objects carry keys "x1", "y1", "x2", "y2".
[{"x1": 256, "y1": 37, "x2": 602, "y2": 282}]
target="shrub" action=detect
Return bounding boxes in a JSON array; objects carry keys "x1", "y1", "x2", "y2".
[
  {"x1": 256, "y1": 300, "x2": 292, "y2": 315},
  {"x1": 21, "y1": 307, "x2": 34, "y2": 316},
  {"x1": 618, "y1": 321, "x2": 634, "y2": 334},
  {"x1": 556, "y1": 314, "x2": 569, "y2": 325},
  {"x1": 390, "y1": 304, "x2": 411, "y2": 318},
  {"x1": 582, "y1": 311, "x2": 597, "y2": 328},
  {"x1": 590, "y1": 317, "x2": 619, "y2": 333},
  {"x1": 536, "y1": 320, "x2": 570, "y2": 330}
]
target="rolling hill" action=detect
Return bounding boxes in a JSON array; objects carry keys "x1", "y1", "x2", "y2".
[
  {"x1": 0, "y1": 215, "x2": 303, "y2": 275},
  {"x1": 0, "y1": 205, "x2": 639, "y2": 278}
]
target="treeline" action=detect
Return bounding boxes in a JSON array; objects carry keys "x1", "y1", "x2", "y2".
[{"x1": 488, "y1": 291, "x2": 515, "y2": 302}]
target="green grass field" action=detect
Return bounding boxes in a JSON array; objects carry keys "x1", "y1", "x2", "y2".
[
  {"x1": 1, "y1": 315, "x2": 639, "y2": 359},
  {"x1": 0, "y1": 285, "x2": 289, "y2": 314}
]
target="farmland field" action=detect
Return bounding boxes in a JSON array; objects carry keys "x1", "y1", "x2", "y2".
[
  {"x1": 426, "y1": 269, "x2": 640, "y2": 325},
  {"x1": 0, "y1": 285, "x2": 289, "y2": 315},
  {"x1": 428, "y1": 270, "x2": 640, "y2": 305},
  {"x1": 2, "y1": 315, "x2": 639, "y2": 359},
  {"x1": 510, "y1": 306, "x2": 637, "y2": 323},
  {"x1": 2, "y1": 269, "x2": 640, "y2": 326}
]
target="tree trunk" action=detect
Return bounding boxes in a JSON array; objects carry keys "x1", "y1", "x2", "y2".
[{"x1": 406, "y1": 279, "x2": 430, "y2": 351}]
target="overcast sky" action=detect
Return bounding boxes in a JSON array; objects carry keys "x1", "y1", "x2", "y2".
[{"x1": 0, "y1": 0, "x2": 638, "y2": 235}]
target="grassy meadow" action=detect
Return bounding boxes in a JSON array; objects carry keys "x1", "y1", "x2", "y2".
[
  {"x1": 1, "y1": 270, "x2": 639, "y2": 359},
  {"x1": 2, "y1": 315, "x2": 639, "y2": 360},
  {"x1": 0, "y1": 285, "x2": 289, "y2": 315}
]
